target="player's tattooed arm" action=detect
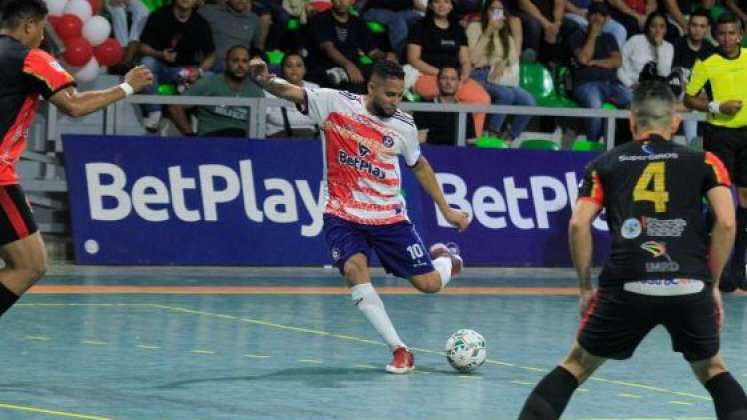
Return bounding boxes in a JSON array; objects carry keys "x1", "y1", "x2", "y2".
[
  {"x1": 248, "y1": 57, "x2": 305, "y2": 105},
  {"x1": 410, "y1": 156, "x2": 470, "y2": 232},
  {"x1": 568, "y1": 200, "x2": 600, "y2": 293}
]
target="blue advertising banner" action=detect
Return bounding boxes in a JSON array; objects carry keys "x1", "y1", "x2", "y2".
[{"x1": 62, "y1": 135, "x2": 609, "y2": 266}]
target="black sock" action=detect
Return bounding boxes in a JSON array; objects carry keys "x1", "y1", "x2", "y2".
[
  {"x1": 0, "y1": 282, "x2": 19, "y2": 316},
  {"x1": 518, "y1": 366, "x2": 579, "y2": 420},
  {"x1": 705, "y1": 372, "x2": 747, "y2": 420},
  {"x1": 731, "y1": 208, "x2": 747, "y2": 277}
]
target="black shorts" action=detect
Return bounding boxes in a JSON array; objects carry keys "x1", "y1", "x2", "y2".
[
  {"x1": 703, "y1": 124, "x2": 747, "y2": 187},
  {"x1": 577, "y1": 285, "x2": 719, "y2": 361},
  {"x1": 0, "y1": 185, "x2": 37, "y2": 246}
]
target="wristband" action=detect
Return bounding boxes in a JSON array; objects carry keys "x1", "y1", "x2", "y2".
[
  {"x1": 708, "y1": 101, "x2": 721, "y2": 114},
  {"x1": 119, "y1": 82, "x2": 135, "y2": 96}
]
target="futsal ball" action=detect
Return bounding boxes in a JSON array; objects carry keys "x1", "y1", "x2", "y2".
[{"x1": 445, "y1": 329, "x2": 487, "y2": 373}]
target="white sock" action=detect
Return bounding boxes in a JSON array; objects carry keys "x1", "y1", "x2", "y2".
[
  {"x1": 351, "y1": 283, "x2": 405, "y2": 351},
  {"x1": 433, "y1": 256, "x2": 453, "y2": 288}
]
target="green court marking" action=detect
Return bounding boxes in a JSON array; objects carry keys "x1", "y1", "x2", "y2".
[
  {"x1": 617, "y1": 393, "x2": 642, "y2": 399},
  {"x1": 353, "y1": 364, "x2": 377, "y2": 369},
  {"x1": 458, "y1": 375, "x2": 481, "y2": 379},
  {"x1": 191, "y1": 349, "x2": 215, "y2": 354},
  {"x1": 25, "y1": 335, "x2": 51, "y2": 341},
  {"x1": 670, "y1": 401, "x2": 694, "y2": 406},
  {"x1": 136, "y1": 345, "x2": 160, "y2": 350},
  {"x1": 0, "y1": 402, "x2": 113, "y2": 419},
  {"x1": 81, "y1": 340, "x2": 106, "y2": 345},
  {"x1": 244, "y1": 354, "x2": 270, "y2": 359},
  {"x1": 511, "y1": 380, "x2": 534, "y2": 386},
  {"x1": 299, "y1": 359, "x2": 322, "y2": 364},
  {"x1": 23, "y1": 303, "x2": 716, "y2": 406}
]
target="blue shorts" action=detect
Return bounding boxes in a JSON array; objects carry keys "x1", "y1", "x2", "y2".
[{"x1": 323, "y1": 214, "x2": 434, "y2": 278}]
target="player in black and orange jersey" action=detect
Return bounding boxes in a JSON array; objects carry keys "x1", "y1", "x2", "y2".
[
  {"x1": 684, "y1": 12, "x2": 747, "y2": 292},
  {"x1": 0, "y1": 0, "x2": 152, "y2": 317},
  {"x1": 518, "y1": 81, "x2": 747, "y2": 419}
]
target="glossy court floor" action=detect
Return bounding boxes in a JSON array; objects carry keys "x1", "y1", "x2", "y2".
[{"x1": 2, "y1": 265, "x2": 746, "y2": 420}]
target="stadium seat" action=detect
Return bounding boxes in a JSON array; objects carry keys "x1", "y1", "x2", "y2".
[
  {"x1": 475, "y1": 136, "x2": 510, "y2": 149},
  {"x1": 157, "y1": 84, "x2": 176, "y2": 96},
  {"x1": 571, "y1": 139, "x2": 605, "y2": 152},
  {"x1": 367, "y1": 21, "x2": 387, "y2": 34},
  {"x1": 266, "y1": 50, "x2": 285, "y2": 66},
  {"x1": 520, "y1": 63, "x2": 578, "y2": 108},
  {"x1": 519, "y1": 139, "x2": 560, "y2": 151},
  {"x1": 287, "y1": 18, "x2": 301, "y2": 31}
]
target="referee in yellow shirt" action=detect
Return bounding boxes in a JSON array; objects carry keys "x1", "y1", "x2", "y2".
[{"x1": 685, "y1": 11, "x2": 747, "y2": 291}]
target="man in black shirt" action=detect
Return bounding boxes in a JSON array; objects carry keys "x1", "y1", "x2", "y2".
[
  {"x1": 361, "y1": 0, "x2": 425, "y2": 59},
  {"x1": 568, "y1": 2, "x2": 631, "y2": 142},
  {"x1": 306, "y1": 0, "x2": 393, "y2": 94},
  {"x1": 414, "y1": 67, "x2": 475, "y2": 145},
  {"x1": 672, "y1": 9, "x2": 715, "y2": 70},
  {"x1": 517, "y1": 81, "x2": 747, "y2": 419},
  {"x1": 138, "y1": 0, "x2": 215, "y2": 131}
]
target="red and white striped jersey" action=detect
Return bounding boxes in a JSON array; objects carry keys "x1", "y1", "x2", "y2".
[{"x1": 299, "y1": 88, "x2": 421, "y2": 225}]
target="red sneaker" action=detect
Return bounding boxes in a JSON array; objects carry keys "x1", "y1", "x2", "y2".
[
  {"x1": 385, "y1": 347, "x2": 415, "y2": 374},
  {"x1": 429, "y1": 242, "x2": 463, "y2": 276}
]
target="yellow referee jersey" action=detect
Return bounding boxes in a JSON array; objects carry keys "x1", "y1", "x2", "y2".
[{"x1": 686, "y1": 48, "x2": 747, "y2": 128}]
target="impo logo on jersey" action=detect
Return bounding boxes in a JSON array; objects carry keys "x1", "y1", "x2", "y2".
[{"x1": 640, "y1": 240, "x2": 680, "y2": 273}]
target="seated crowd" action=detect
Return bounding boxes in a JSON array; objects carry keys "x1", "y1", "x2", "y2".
[{"x1": 81, "y1": 0, "x2": 742, "y2": 146}]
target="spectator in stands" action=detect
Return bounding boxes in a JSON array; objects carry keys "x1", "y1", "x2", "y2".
[
  {"x1": 672, "y1": 9, "x2": 714, "y2": 143},
  {"x1": 306, "y1": 0, "x2": 393, "y2": 94},
  {"x1": 169, "y1": 45, "x2": 264, "y2": 137},
  {"x1": 253, "y1": 0, "x2": 290, "y2": 51},
  {"x1": 514, "y1": 0, "x2": 579, "y2": 65},
  {"x1": 467, "y1": 0, "x2": 535, "y2": 143},
  {"x1": 568, "y1": 2, "x2": 631, "y2": 142},
  {"x1": 724, "y1": 0, "x2": 747, "y2": 28},
  {"x1": 105, "y1": 0, "x2": 150, "y2": 71},
  {"x1": 139, "y1": 0, "x2": 216, "y2": 131},
  {"x1": 414, "y1": 66, "x2": 477, "y2": 145},
  {"x1": 564, "y1": 0, "x2": 627, "y2": 47},
  {"x1": 361, "y1": 0, "x2": 427, "y2": 59},
  {"x1": 407, "y1": 0, "x2": 490, "y2": 136},
  {"x1": 617, "y1": 12, "x2": 673, "y2": 88},
  {"x1": 661, "y1": 0, "x2": 717, "y2": 41},
  {"x1": 199, "y1": 0, "x2": 262, "y2": 73},
  {"x1": 265, "y1": 52, "x2": 320, "y2": 137},
  {"x1": 608, "y1": 0, "x2": 656, "y2": 37}
]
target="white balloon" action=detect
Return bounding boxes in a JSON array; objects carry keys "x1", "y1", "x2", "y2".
[
  {"x1": 62, "y1": 0, "x2": 92, "y2": 22},
  {"x1": 82, "y1": 16, "x2": 111, "y2": 46},
  {"x1": 74, "y1": 57, "x2": 100, "y2": 83},
  {"x1": 45, "y1": 0, "x2": 68, "y2": 16}
]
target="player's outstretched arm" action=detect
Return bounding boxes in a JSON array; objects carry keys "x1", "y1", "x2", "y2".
[
  {"x1": 707, "y1": 186, "x2": 736, "y2": 286},
  {"x1": 248, "y1": 58, "x2": 305, "y2": 105},
  {"x1": 568, "y1": 199, "x2": 601, "y2": 314},
  {"x1": 49, "y1": 66, "x2": 153, "y2": 118},
  {"x1": 410, "y1": 156, "x2": 470, "y2": 231}
]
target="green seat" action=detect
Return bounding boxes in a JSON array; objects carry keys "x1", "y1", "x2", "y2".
[
  {"x1": 157, "y1": 83, "x2": 176, "y2": 96},
  {"x1": 359, "y1": 55, "x2": 374, "y2": 65},
  {"x1": 287, "y1": 18, "x2": 301, "y2": 30},
  {"x1": 520, "y1": 63, "x2": 554, "y2": 99},
  {"x1": 475, "y1": 136, "x2": 510, "y2": 149},
  {"x1": 404, "y1": 91, "x2": 422, "y2": 102},
  {"x1": 519, "y1": 139, "x2": 560, "y2": 151},
  {"x1": 367, "y1": 21, "x2": 387, "y2": 34},
  {"x1": 571, "y1": 140, "x2": 605, "y2": 152},
  {"x1": 537, "y1": 95, "x2": 578, "y2": 108},
  {"x1": 601, "y1": 102, "x2": 617, "y2": 110},
  {"x1": 266, "y1": 49, "x2": 285, "y2": 66}
]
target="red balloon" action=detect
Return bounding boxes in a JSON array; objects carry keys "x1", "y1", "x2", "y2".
[
  {"x1": 94, "y1": 38, "x2": 124, "y2": 67},
  {"x1": 63, "y1": 37, "x2": 93, "y2": 67},
  {"x1": 54, "y1": 14, "x2": 83, "y2": 40},
  {"x1": 87, "y1": 0, "x2": 102, "y2": 14},
  {"x1": 47, "y1": 16, "x2": 62, "y2": 28}
]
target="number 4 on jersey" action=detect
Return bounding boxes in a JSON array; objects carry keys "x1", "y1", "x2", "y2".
[{"x1": 633, "y1": 161, "x2": 669, "y2": 213}]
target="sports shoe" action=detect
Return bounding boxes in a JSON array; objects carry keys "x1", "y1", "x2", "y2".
[
  {"x1": 143, "y1": 111, "x2": 162, "y2": 132},
  {"x1": 429, "y1": 242, "x2": 463, "y2": 276},
  {"x1": 385, "y1": 347, "x2": 414, "y2": 374}
]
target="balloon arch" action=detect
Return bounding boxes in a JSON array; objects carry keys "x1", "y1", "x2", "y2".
[{"x1": 45, "y1": 0, "x2": 126, "y2": 82}]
